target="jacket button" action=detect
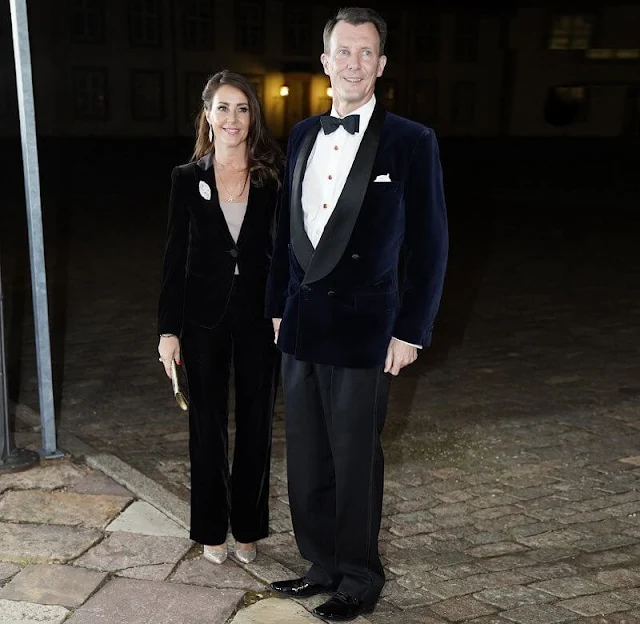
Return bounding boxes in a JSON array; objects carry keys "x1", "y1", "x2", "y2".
[
  {"x1": 351, "y1": 253, "x2": 360, "y2": 260},
  {"x1": 327, "y1": 290, "x2": 335, "y2": 296},
  {"x1": 229, "y1": 249, "x2": 238, "y2": 258}
]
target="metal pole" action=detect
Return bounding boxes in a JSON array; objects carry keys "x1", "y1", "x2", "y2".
[
  {"x1": 0, "y1": 257, "x2": 39, "y2": 473},
  {"x1": 9, "y1": 0, "x2": 62, "y2": 459}
]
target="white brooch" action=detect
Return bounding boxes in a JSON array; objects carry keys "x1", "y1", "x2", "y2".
[
  {"x1": 199, "y1": 180, "x2": 211, "y2": 200},
  {"x1": 374, "y1": 174, "x2": 391, "y2": 182}
]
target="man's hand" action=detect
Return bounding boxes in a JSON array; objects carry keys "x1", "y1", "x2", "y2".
[
  {"x1": 272, "y1": 318, "x2": 282, "y2": 344},
  {"x1": 384, "y1": 338, "x2": 418, "y2": 376}
]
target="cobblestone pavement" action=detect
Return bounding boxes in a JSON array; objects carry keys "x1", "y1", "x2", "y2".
[
  {"x1": 3, "y1": 169, "x2": 640, "y2": 621},
  {"x1": 0, "y1": 456, "x2": 291, "y2": 623}
]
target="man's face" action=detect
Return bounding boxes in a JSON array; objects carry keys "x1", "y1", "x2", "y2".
[{"x1": 321, "y1": 20, "x2": 387, "y2": 114}]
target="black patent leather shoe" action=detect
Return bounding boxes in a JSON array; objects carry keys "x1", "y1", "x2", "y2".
[
  {"x1": 312, "y1": 592, "x2": 375, "y2": 621},
  {"x1": 270, "y1": 577, "x2": 337, "y2": 598}
]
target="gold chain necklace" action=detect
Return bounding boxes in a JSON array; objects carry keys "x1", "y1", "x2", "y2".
[{"x1": 215, "y1": 162, "x2": 249, "y2": 202}]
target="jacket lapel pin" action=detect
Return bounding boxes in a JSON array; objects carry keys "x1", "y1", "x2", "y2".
[{"x1": 199, "y1": 180, "x2": 212, "y2": 200}]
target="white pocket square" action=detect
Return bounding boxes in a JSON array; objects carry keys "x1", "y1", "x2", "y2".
[{"x1": 374, "y1": 174, "x2": 391, "y2": 182}]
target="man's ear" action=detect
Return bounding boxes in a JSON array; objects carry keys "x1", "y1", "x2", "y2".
[
  {"x1": 320, "y1": 53, "x2": 330, "y2": 76},
  {"x1": 377, "y1": 55, "x2": 387, "y2": 78}
]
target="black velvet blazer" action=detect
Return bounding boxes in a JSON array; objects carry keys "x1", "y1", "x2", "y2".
[{"x1": 158, "y1": 151, "x2": 279, "y2": 334}]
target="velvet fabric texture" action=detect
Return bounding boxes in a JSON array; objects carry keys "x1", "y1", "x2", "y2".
[
  {"x1": 158, "y1": 151, "x2": 281, "y2": 545},
  {"x1": 159, "y1": 151, "x2": 279, "y2": 336},
  {"x1": 282, "y1": 354, "x2": 391, "y2": 604},
  {"x1": 264, "y1": 103, "x2": 449, "y2": 603},
  {"x1": 182, "y1": 278, "x2": 279, "y2": 545},
  {"x1": 265, "y1": 105, "x2": 449, "y2": 369}
]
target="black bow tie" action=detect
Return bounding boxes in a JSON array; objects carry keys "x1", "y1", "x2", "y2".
[{"x1": 320, "y1": 114, "x2": 360, "y2": 135}]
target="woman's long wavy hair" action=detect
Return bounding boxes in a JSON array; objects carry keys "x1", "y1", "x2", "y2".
[{"x1": 191, "y1": 70, "x2": 283, "y2": 188}]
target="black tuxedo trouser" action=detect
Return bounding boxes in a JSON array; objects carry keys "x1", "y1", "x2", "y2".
[
  {"x1": 282, "y1": 353, "x2": 392, "y2": 604},
  {"x1": 181, "y1": 276, "x2": 280, "y2": 545}
]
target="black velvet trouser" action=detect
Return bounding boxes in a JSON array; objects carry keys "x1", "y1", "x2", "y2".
[
  {"x1": 181, "y1": 277, "x2": 280, "y2": 545},
  {"x1": 281, "y1": 353, "x2": 392, "y2": 605}
]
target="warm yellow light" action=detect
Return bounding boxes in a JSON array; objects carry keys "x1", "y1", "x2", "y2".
[
  {"x1": 326, "y1": 87, "x2": 333, "y2": 97},
  {"x1": 279, "y1": 85, "x2": 289, "y2": 97}
]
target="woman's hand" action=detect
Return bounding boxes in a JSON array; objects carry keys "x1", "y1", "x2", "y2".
[
  {"x1": 272, "y1": 318, "x2": 282, "y2": 344},
  {"x1": 158, "y1": 335, "x2": 181, "y2": 378}
]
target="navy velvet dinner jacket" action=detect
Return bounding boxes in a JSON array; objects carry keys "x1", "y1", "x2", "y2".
[{"x1": 265, "y1": 104, "x2": 449, "y2": 369}]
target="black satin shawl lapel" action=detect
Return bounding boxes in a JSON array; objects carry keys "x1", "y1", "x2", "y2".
[{"x1": 290, "y1": 120, "x2": 320, "y2": 273}]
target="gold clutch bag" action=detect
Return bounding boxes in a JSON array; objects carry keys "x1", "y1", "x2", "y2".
[{"x1": 171, "y1": 360, "x2": 189, "y2": 411}]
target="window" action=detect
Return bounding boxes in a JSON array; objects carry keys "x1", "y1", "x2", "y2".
[
  {"x1": 586, "y1": 48, "x2": 640, "y2": 60},
  {"x1": 72, "y1": 67, "x2": 108, "y2": 119},
  {"x1": 70, "y1": 0, "x2": 105, "y2": 43},
  {"x1": 245, "y1": 74, "x2": 264, "y2": 103},
  {"x1": 411, "y1": 80, "x2": 437, "y2": 124},
  {"x1": 186, "y1": 72, "x2": 209, "y2": 123},
  {"x1": 414, "y1": 15, "x2": 440, "y2": 62},
  {"x1": 454, "y1": 14, "x2": 479, "y2": 62},
  {"x1": 129, "y1": 0, "x2": 162, "y2": 47},
  {"x1": 451, "y1": 81, "x2": 475, "y2": 124},
  {"x1": 235, "y1": 1, "x2": 264, "y2": 54},
  {"x1": 548, "y1": 14, "x2": 593, "y2": 50},
  {"x1": 131, "y1": 70, "x2": 164, "y2": 120},
  {"x1": 282, "y1": 4, "x2": 312, "y2": 56},
  {"x1": 183, "y1": 0, "x2": 214, "y2": 50},
  {"x1": 544, "y1": 86, "x2": 589, "y2": 125}
]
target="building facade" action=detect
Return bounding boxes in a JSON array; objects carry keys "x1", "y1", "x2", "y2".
[{"x1": 0, "y1": 1, "x2": 638, "y2": 139}]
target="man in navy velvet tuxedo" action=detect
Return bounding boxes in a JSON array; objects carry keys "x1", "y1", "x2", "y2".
[{"x1": 266, "y1": 7, "x2": 448, "y2": 620}]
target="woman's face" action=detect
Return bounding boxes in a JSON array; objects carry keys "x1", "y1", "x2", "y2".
[{"x1": 206, "y1": 84, "x2": 251, "y2": 149}]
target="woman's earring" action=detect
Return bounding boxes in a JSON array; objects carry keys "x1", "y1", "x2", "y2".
[{"x1": 208, "y1": 125, "x2": 213, "y2": 142}]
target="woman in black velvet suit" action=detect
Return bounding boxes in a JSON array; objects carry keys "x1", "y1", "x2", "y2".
[{"x1": 157, "y1": 70, "x2": 283, "y2": 565}]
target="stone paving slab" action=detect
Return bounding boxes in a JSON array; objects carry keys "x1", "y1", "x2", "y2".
[
  {"x1": 558, "y1": 592, "x2": 633, "y2": 617},
  {"x1": 73, "y1": 531, "x2": 192, "y2": 574},
  {"x1": 365, "y1": 601, "x2": 448, "y2": 624},
  {"x1": 0, "y1": 460, "x2": 88, "y2": 494},
  {"x1": 242, "y1": 558, "x2": 306, "y2": 585},
  {"x1": 0, "y1": 490, "x2": 130, "y2": 528},
  {"x1": 65, "y1": 577, "x2": 244, "y2": 623},
  {"x1": 69, "y1": 471, "x2": 134, "y2": 497},
  {"x1": 0, "y1": 564, "x2": 106, "y2": 608},
  {"x1": 171, "y1": 557, "x2": 263, "y2": 591},
  {"x1": 531, "y1": 576, "x2": 610, "y2": 599},
  {"x1": 0, "y1": 563, "x2": 20, "y2": 586},
  {"x1": 105, "y1": 500, "x2": 188, "y2": 538},
  {"x1": 428, "y1": 595, "x2": 499, "y2": 621},
  {"x1": 115, "y1": 563, "x2": 176, "y2": 582},
  {"x1": 498, "y1": 603, "x2": 579, "y2": 623},
  {"x1": 85, "y1": 453, "x2": 190, "y2": 530},
  {"x1": 0, "y1": 523, "x2": 102, "y2": 564},
  {"x1": 230, "y1": 598, "x2": 318, "y2": 623},
  {"x1": 0, "y1": 598, "x2": 69, "y2": 623}
]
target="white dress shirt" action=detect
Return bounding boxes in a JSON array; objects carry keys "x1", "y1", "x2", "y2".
[
  {"x1": 302, "y1": 96, "x2": 376, "y2": 248},
  {"x1": 300, "y1": 96, "x2": 420, "y2": 349}
]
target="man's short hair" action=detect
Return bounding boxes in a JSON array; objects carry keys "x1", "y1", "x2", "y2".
[{"x1": 322, "y1": 7, "x2": 388, "y2": 55}]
